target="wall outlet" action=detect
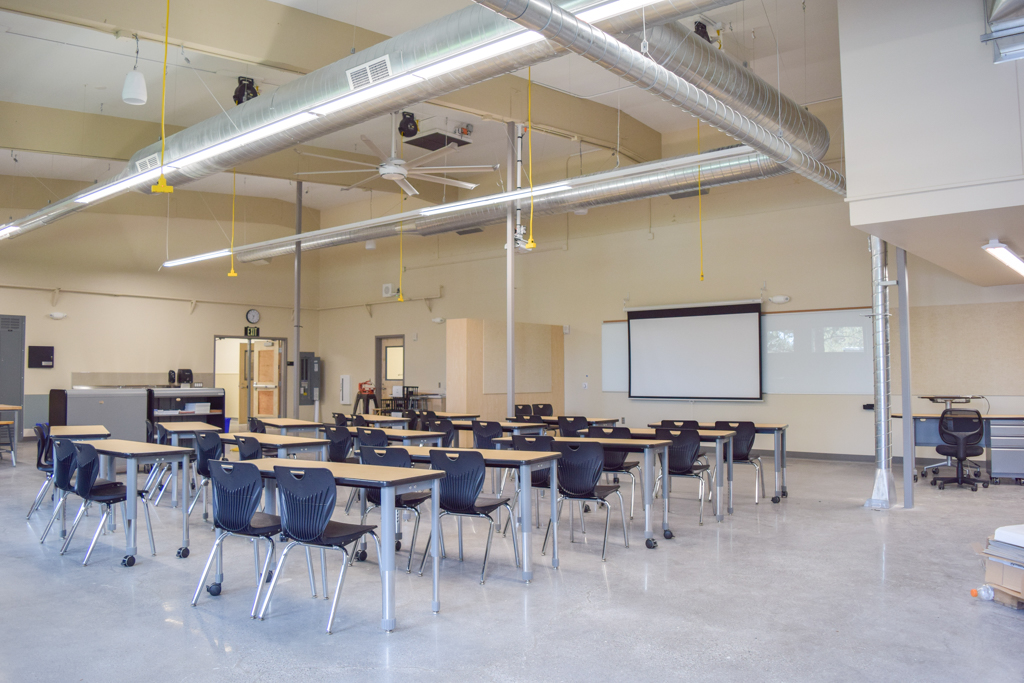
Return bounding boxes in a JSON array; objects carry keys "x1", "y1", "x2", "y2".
[
  {"x1": 563, "y1": 325, "x2": 570, "y2": 334},
  {"x1": 582, "y1": 382, "x2": 588, "y2": 389}
]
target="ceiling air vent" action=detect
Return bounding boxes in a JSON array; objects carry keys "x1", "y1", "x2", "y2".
[
  {"x1": 346, "y1": 55, "x2": 393, "y2": 91},
  {"x1": 136, "y1": 153, "x2": 162, "y2": 173}
]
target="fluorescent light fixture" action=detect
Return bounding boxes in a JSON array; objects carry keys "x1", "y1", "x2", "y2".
[
  {"x1": 413, "y1": 31, "x2": 544, "y2": 80},
  {"x1": 0, "y1": 225, "x2": 19, "y2": 240},
  {"x1": 982, "y1": 239, "x2": 1024, "y2": 277},
  {"x1": 163, "y1": 248, "x2": 232, "y2": 267},
  {"x1": 172, "y1": 112, "x2": 319, "y2": 168},
  {"x1": 311, "y1": 74, "x2": 423, "y2": 116},
  {"x1": 421, "y1": 183, "x2": 571, "y2": 216},
  {"x1": 75, "y1": 167, "x2": 166, "y2": 204},
  {"x1": 577, "y1": 0, "x2": 658, "y2": 23}
]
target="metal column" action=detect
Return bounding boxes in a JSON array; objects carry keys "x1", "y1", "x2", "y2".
[
  {"x1": 293, "y1": 181, "x2": 302, "y2": 419},
  {"x1": 866, "y1": 235, "x2": 897, "y2": 508},
  {"x1": 896, "y1": 248, "x2": 914, "y2": 509},
  {"x1": 506, "y1": 121, "x2": 516, "y2": 420}
]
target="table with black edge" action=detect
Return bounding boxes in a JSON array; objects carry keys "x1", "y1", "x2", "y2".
[
  {"x1": 331, "y1": 414, "x2": 412, "y2": 429},
  {"x1": 346, "y1": 426, "x2": 445, "y2": 451},
  {"x1": 450, "y1": 420, "x2": 547, "y2": 436},
  {"x1": 399, "y1": 445, "x2": 560, "y2": 582},
  {"x1": 247, "y1": 457, "x2": 445, "y2": 632},
  {"x1": 495, "y1": 434, "x2": 673, "y2": 548},
  {"x1": 648, "y1": 422, "x2": 789, "y2": 503},
  {"x1": 220, "y1": 431, "x2": 329, "y2": 462},
  {"x1": 91, "y1": 439, "x2": 193, "y2": 565},
  {"x1": 631, "y1": 428, "x2": 736, "y2": 520},
  {"x1": 159, "y1": 421, "x2": 222, "y2": 507},
  {"x1": 529, "y1": 416, "x2": 621, "y2": 429},
  {"x1": 260, "y1": 417, "x2": 322, "y2": 436}
]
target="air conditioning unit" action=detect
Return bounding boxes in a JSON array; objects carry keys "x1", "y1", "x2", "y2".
[{"x1": 404, "y1": 123, "x2": 473, "y2": 151}]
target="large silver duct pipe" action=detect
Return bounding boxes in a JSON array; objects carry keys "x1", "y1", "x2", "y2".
[
  {"x1": 472, "y1": 0, "x2": 845, "y2": 195},
  {"x1": 628, "y1": 22, "x2": 830, "y2": 159},
  {"x1": 236, "y1": 146, "x2": 786, "y2": 262},
  {"x1": 2, "y1": 0, "x2": 734, "y2": 240},
  {"x1": 866, "y1": 235, "x2": 897, "y2": 509}
]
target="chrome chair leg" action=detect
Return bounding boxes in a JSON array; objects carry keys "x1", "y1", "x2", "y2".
[
  {"x1": 542, "y1": 498, "x2": 564, "y2": 556},
  {"x1": 27, "y1": 475, "x2": 54, "y2": 519},
  {"x1": 142, "y1": 495, "x2": 156, "y2": 555},
  {"x1": 457, "y1": 517, "x2": 463, "y2": 561},
  {"x1": 601, "y1": 500, "x2": 611, "y2": 561},
  {"x1": 326, "y1": 546, "x2": 351, "y2": 634},
  {"x1": 698, "y1": 475, "x2": 705, "y2": 526},
  {"x1": 193, "y1": 531, "x2": 228, "y2": 606},
  {"x1": 615, "y1": 490, "x2": 629, "y2": 548},
  {"x1": 40, "y1": 491, "x2": 67, "y2": 543},
  {"x1": 82, "y1": 504, "x2": 111, "y2": 566},
  {"x1": 406, "y1": 508, "x2": 421, "y2": 574},
  {"x1": 305, "y1": 547, "x2": 317, "y2": 598},
  {"x1": 480, "y1": 515, "x2": 496, "y2": 584},
  {"x1": 258, "y1": 541, "x2": 301, "y2": 620},
  {"x1": 251, "y1": 536, "x2": 275, "y2": 618},
  {"x1": 503, "y1": 503, "x2": 520, "y2": 568},
  {"x1": 320, "y1": 549, "x2": 329, "y2": 601},
  {"x1": 61, "y1": 500, "x2": 90, "y2": 555}
]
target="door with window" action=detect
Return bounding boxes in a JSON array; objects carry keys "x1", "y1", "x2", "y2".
[
  {"x1": 375, "y1": 336, "x2": 405, "y2": 408},
  {"x1": 215, "y1": 336, "x2": 286, "y2": 426}
]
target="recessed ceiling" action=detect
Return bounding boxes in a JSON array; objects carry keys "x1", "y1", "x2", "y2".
[{"x1": 266, "y1": 0, "x2": 473, "y2": 39}]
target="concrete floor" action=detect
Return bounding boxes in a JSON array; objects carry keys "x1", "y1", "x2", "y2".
[{"x1": 1, "y1": 444, "x2": 1022, "y2": 682}]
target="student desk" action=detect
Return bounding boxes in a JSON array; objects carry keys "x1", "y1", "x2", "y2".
[
  {"x1": 632, "y1": 428, "x2": 736, "y2": 520},
  {"x1": 432, "y1": 412, "x2": 480, "y2": 420},
  {"x1": 450, "y1": 420, "x2": 547, "y2": 436},
  {"x1": 495, "y1": 435, "x2": 673, "y2": 548},
  {"x1": 894, "y1": 413, "x2": 1024, "y2": 480},
  {"x1": 530, "y1": 416, "x2": 621, "y2": 428},
  {"x1": 0, "y1": 404, "x2": 22, "y2": 461},
  {"x1": 649, "y1": 422, "x2": 790, "y2": 503},
  {"x1": 260, "y1": 417, "x2": 322, "y2": 436},
  {"x1": 54, "y1": 425, "x2": 112, "y2": 480},
  {"x1": 398, "y1": 445, "x2": 560, "y2": 582},
  {"x1": 346, "y1": 427, "x2": 445, "y2": 450},
  {"x1": 247, "y1": 457, "x2": 445, "y2": 632},
  {"x1": 92, "y1": 439, "x2": 193, "y2": 566},
  {"x1": 220, "y1": 432, "x2": 329, "y2": 462},
  {"x1": 332, "y1": 414, "x2": 412, "y2": 428},
  {"x1": 159, "y1": 421, "x2": 222, "y2": 445}
]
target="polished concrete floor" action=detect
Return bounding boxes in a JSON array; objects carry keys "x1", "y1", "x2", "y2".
[{"x1": 1, "y1": 444, "x2": 1022, "y2": 682}]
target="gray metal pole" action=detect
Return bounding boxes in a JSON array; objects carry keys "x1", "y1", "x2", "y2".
[
  {"x1": 897, "y1": 247, "x2": 914, "y2": 508},
  {"x1": 506, "y1": 121, "x2": 516, "y2": 420},
  {"x1": 293, "y1": 181, "x2": 302, "y2": 419},
  {"x1": 866, "y1": 235, "x2": 896, "y2": 508}
]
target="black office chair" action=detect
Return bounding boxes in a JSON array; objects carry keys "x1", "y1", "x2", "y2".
[
  {"x1": 333, "y1": 414, "x2": 350, "y2": 427},
  {"x1": 511, "y1": 434, "x2": 556, "y2": 530},
  {"x1": 258, "y1": 466, "x2": 380, "y2": 634},
  {"x1": 542, "y1": 442, "x2": 628, "y2": 561},
  {"x1": 61, "y1": 442, "x2": 155, "y2": 566},
  {"x1": 191, "y1": 461, "x2": 281, "y2": 617},
  {"x1": 344, "y1": 428, "x2": 389, "y2": 514},
  {"x1": 402, "y1": 410, "x2": 420, "y2": 431},
  {"x1": 714, "y1": 421, "x2": 762, "y2": 503},
  {"x1": 358, "y1": 446, "x2": 430, "y2": 573},
  {"x1": 323, "y1": 426, "x2": 357, "y2": 464},
  {"x1": 423, "y1": 419, "x2": 456, "y2": 448},
  {"x1": 515, "y1": 404, "x2": 533, "y2": 418},
  {"x1": 557, "y1": 416, "x2": 589, "y2": 438},
  {"x1": 586, "y1": 426, "x2": 641, "y2": 519},
  {"x1": 417, "y1": 450, "x2": 519, "y2": 584},
  {"x1": 655, "y1": 428, "x2": 709, "y2": 525},
  {"x1": 352, "y1": 414, "x2": 368, "y2": 427},
  {"x1": 471, "y1": 421, "x2": 503, "y2": 450},
  {"x1": 26, "y1": 424, "x2": 54, "y2": 519},
  {"x1": 931, "y1": 409, "x2": 988, "y2": 491},
  {"x1": 531, "y1": 404, "x2": 553, "y2": 417},
  {"x1": 146, "y1": 420, "x2": 158, "y2": 444},
  {"x1": 187, "y1": 431, "x2": 224, "y2": 520},
  {"x1": 508, "y1": 415, "x2": 545, "y2": 423},
  {"x1": 235, "y1": 435, "x2": 263, "y2": 461},
  {"x1": 40, "y1": 438, "x2": 79, "y2": 544}
]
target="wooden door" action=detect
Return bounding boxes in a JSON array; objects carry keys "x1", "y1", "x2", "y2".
[
  {"x1": 252, "y1": 341, "x2": 280, "y2": 417},
  {"x1": 238, "y1": 344, "x2": 252, "y2": 424}
]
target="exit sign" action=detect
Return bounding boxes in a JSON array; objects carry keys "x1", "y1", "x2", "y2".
[{"x1": 245, "y1": 326, "x2": 260, "y2": 337}]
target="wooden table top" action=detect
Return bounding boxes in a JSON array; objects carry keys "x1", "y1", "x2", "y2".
[
  {"x1": 220, "y1": 431, "x2": 329, "y2": 447},
  {"x1": 92, "y1": 439, "x2": 192, "y2": 457},
  {"x1": 629, "y1": 427, "x2": 736, "y2": 440},
  {"x1": 159, "y1": 421, "x2": 223, "y2": 433},
  {"x1": 494, "y1": 435, "x2": 672, "y2": 449},
  {"x1": 261, "y1": 417, "x2": 323, "y2": 428},
  {"x1": 346, "y1": 427, "x2": 444, "y2": 441},
  {"x1": 246, "y1": 457, "x2": 444, "y2": 488},
  {"x1": 50, "y1": 425, "x2": 111, "y2": 438},
  {"x1": 532, "y1": 416, "x2": 620, "y2": 425},
  {"x1": 0, "y1": 404, "x2": 22, "y2": 411},
  {"x1": 431, "y1": 412, "x2": 480, "y2": 420},
  {"x1": 362, "y1": 415, "x2": 411, "y2": 424},
  {"x1": 893, "y1": 413, "x2": 1024, "y2": 420},
  {"x1": 395, "y1": 445, "x2": 560, "y2": 467},
  {"x1": 647, "y1": 422, "x2": 788, "y2": 430},
  {"x1": 450, "y1": 420, "x2": 546, "y2": 431}
]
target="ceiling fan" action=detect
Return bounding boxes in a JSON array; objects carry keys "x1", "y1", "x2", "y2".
[{"x1": 295, "y1": 112, "x2": 498, "y2": 196}]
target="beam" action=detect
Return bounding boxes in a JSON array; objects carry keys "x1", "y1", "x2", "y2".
[{"x1": 896, "y1": 247, "x2": 914, "y2": 509}]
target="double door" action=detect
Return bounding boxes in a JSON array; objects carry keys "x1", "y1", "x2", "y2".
[{"x1": 214, "y1": 336, "x2": 286, "y2": 426}]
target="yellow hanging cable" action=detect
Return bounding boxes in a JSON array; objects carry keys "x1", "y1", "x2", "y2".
[
  {"x1": 228, "y1": 169, "x2": 237, "y2": 277},
  {"x1": 697, "y1": 120, "x2": 704, "y2": 282},
  {"x1": 525, "y1": 67, "x2": 537, "y2": 249},
  {"x1": 151, "y1": 0, "x2": 174, "y2": 194}
]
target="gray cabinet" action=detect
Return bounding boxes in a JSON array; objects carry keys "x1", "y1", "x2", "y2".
[
  {"x1": 989, "y1": 419, "x2": 1024, "y2": 480},
  {"x1": 0, "y1": 315, "x2": 26, "y2": 440}
]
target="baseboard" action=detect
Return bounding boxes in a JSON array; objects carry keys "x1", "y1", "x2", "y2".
[{"x1": 751, "y1": 449, "x2": 948, "y2": 466}]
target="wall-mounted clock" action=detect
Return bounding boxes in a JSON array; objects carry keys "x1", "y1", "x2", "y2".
[{"x1": 246, "y1": 308, "x2": 261, "y2": 324}]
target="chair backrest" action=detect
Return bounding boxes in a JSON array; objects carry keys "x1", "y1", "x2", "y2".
[
  {"x1": 34, "y1": 424, "x2": 52, "y2": 469},
  {"x1": 429, "y1": 450, "x2": 485, "y2": 514},
  {"x1": 532, "y1": 404, "x2": 554, "y2": 417},
  {"x1": 146, "y1": 420, "x2": 157, "y2": 444},
  {"x1": 586, "y1": 426, "x2": 632, "y2": 468},
  {"x1": 714, "y1": 421, "x2": 756, "y2": 458},
  {"x1": 274, "y1": 466, "x2": 337, "y2": 544},
  {"x1": 334, "y1": 414, "x2": 349, "y2": 427},
  {"x1": 655, "y1": 428, "x2": 703, "y2": 474},
  {"x1": 73, "y1": 442, "x2": 102, "y2": 497},
  {"x1": 209, "y1": 461, "x2": 264, "y2": 533},
  {"x1": 356, "y1": 427, "x2": 388, "y2": 448},
  {"x1": 938, "y1": 409, "x2": 984, "y2": 452},
  {"x1": 557, "y1": 416, "x2": 590, "y2": 438},
  {"x1": 235, "y1": 435, "x2": 263, "y2": 461},
  {"x1": 402, "y1": 410, "x2": 419, "y2": 431},
  {"x1": 352, "y1": 414, "x2": 368, "y2": 427},
  {"x1": 323, "y1": 426, "x2": 353, "y2": 463},
  {"x1": 194, "y1": 431, "x2": 223, "y2": 477},
  {"x1": 556, "y1": 442, "x2": 605, "y2": 498},
  {"x1": 661, "y1": 419, "x2": 700, "y2": 430},
  {"x1": 514, "y1": 404, "x2": 533, "y2": 417},
  {"x1": 511, "y1": 434, "x2": 555, "y2": 451},
  {"x1": 155, "y1": 423, "x2": 171, "y2": 445},
  {"x1": 423, "y1": 419, "x2": 456, "y2": 447},
  {"x1": 471, "y1": 420, "x2": 503, "y2": 450},
  {"x1": 422, "y1": 410, "x2": 437, "y2": 420},
  {"x1": 509, "y1": 415, "x2": 545, "y2": 423},
  {"x1": 52, "y1": 438, "x2": 78, "y2": 491},
  {"x1": 359, "y1": 446, "x2": 412, "y2": 507}
]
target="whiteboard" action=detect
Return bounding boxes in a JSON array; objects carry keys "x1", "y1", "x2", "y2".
[
  {"x1": 761, "y1": 308, "x2": 873, "y2": 394},
  {"x1": 628, "y1": 304, "x2": 762, "y2": 400},
  {"x1": 602, "y1": 322, "x2": 628, "y2": 392}
]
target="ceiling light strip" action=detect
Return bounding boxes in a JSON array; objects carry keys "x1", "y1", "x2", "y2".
[{"x1": 982, "y1": 239, "x2": 1024, "y2": 277}]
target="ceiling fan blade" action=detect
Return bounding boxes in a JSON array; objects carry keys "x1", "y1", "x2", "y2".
[
  {"x1": 342, "y1": 175, "x2": 379, "y2": 191},
  {"x1": 393, "y1": 177, "x2": 420, "y2": 196},
  {"x1": 408, "y1": 174, "x2": 478, "y2": 190},
  {"x1": 295, "y1": 151, "x2": 380, "y2": 168},
  {"x1": 408, "y1": 165, "x2": 500, "y2": 174},
  {"x1": 360, "y1": 135, "x2": 390, "y2": 162},
  {"x1": 404, "y1": 142, "x2": 459, "y2": 169},
  {"x1": 294, "y1": 169, "x2": 375, "y2": 176}
]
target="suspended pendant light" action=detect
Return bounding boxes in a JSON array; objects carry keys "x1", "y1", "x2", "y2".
[{"x1": 122, "y1": 34, "x2": 147, "y2": 105}]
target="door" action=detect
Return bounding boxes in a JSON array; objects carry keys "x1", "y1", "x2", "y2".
[
  {"x1": 215, "y1": 336, "x2": 286, "y2": 426},
  {"x1": 375, "y1": 336, "x2": 405, "y2": 407},
  {"x1": 251, "y1": 340, "x2": 281, "y2": 418},
  {"x1": 238, "y1": 345, "x2": 252, "y2": 424}
]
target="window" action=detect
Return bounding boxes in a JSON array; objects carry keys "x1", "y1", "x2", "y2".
[
  {"x1": 385, "y1": 346, "x2": 404, "y2": 381},
  {"x1": 766, "y1": 329, "x2": 795, "y2": 353},
  {"x1": 823, "y1": 326, "x2": 865, "y2": 353}
]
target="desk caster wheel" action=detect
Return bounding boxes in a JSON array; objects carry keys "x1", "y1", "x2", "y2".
[
  {"x1": 395, "y1": 541, "x2": 402, "y2": 551},
  {"x1": 583, "y1": 505, "x2": 591, "y2": 513},
  {"x1": 663, "y1": 530, "x2": 673, "y2": 539},
  {"x1": 937, "y1": 483, "x2": 945, "y2": 490},
  {"x1": 920, "y1": 470, "x2": 927, "y2": 478},
  {"x1": 930, "y1": 479, "x2": 937, "y2": 486},
  {"x1": 913, "y1": 475, "x2": 918, "y2": 483},
  {"x1": 206, "y1": 582, "x2": 221, "y2": 596},
  {"x1": 645, "y1": 538, "x2": 657, "y2": 549},
  {"x1": 971, "y1": 485, "x2": 978, "y2": 492},
  {"x1": 771, "y1": 495, "x2": 781, "y2": 503},
  {"x1": 781, "y1": 490, "x2": 788, "y2": 498},
  {"x1": 176, "y1": 547, "x2": 190, "y2": 559},
  {"x1": 355, "y1": 550, "x2": 368, "y2": 562},
  {"x1": 982, "y1": 481, "x2": 990, "y2": 489},
  {"x1": 993, "y1": 478, "x2": 1001, "y2": 485},
  {"x1": 121, "y1": 555, "x2": 135, "y2": 567}
]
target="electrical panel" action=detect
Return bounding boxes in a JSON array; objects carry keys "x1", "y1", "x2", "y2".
[{"x1": 299, "y1": 352, "x2": 321, "y2": 406}]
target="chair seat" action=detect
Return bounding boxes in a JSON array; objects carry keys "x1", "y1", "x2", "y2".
[
  {"x1": 563, "y1": 483, "x2": 620, "y2": 500},
  {"x1": 467, "y1": 496, "x2": 511, "y2": 516},
  {"x1": 319, "y1": 520, "x2": 377, "y2": 547},
  {"x1": 87, "y1": 482, "x2": 127, "y2": 503},
  {"x1": 936, "y1": 444, "x2": 985, "y2": 458},
  {"x1": 604, "y1": 459, "x2": 640, "y2": 473},
  {"x1": 93, "y1": 477, "x2": 120, "y2": 489},
  {"x1": 397, "y1": 491, "x2": 431, "y2": 508},
  {"x1": 670, "y1": 462, "x2": 709, "y2": 476},
  {"x1": 243, "y1": 511, "x2": 282, "y2": 536}
]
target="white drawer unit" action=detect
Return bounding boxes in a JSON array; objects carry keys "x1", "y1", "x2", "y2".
[{"x1": 989, "y1": 419, "x2": 1024, "y2": 480}]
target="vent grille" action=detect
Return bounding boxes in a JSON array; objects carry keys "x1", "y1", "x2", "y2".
[
  {"x1": 136, "y1": 153, "x2": 162, "y2": 173},
  {"x1": 0, "y1": 316, "x2": 22, "y2": 330},
  {"x1": 346, "y1": 55, "x2": 393, "y2": 91}
]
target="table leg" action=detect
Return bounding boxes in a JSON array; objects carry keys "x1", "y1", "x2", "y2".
[
  {"x1": 715, "y1": 438, "x2": 724, "y2": 522},
  {"x1": 380, "y1": 485, "x2": 396, "y2": 632},
  {"x1": 169, "y1": 434, "x2": 180, "y2": 508},
  {"x1": 727, "y1": 437, "x2": 734, "y2": 515},
  {"x1": 661, "y1": 445, "x2": 671, "y2": 538},
  {"x1": 772, "y1": 429, "x2": 783, "y2": 503},
  {"x1": 264, "y1": 478, "x2": 278, "y2": 515},
  {"x1": 519, "y1": 462, "x2": 532, "y2": 582},
  {"x1": 781, "y1": 429, "x2": 788, "y2": 497},
  {"x1": 125, "y1": 460, "x2": 139, "y2": 560},
  {"x1": 549, "y1": 461, "x2": 559, "y2": 568},
  {"x1": 320, "y1": 444, "x2": 327, "y2": 462},
  {"x1": 643, "y1": 446, "x2": 655, "y2": 546},
  {"x1": 180, "y1": 453, "x2": 190, "y2": 556},
  {"x1": 431, "y1": 478, "x2": 441, "y2": 613}
]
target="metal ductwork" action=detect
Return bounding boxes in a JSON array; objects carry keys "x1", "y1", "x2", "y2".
[
  {"x1": 625, "y1": 22, "x2": 830, "y2": 159},
  {"x1": 2, "y1": 0, "x2": 739, "y2": 240},
  {"x1": 235, "y1": 146, "x2": 785, "y2": 262},
  {"x1": 472, "y1": 0, "x2": 845, "y2": 195},
  {"x1": 982, "y1": 0, "x2": 1024, "y2": 63},
  {"x1": 865, "y1": 234, "x2": 896, "y2": 509}
]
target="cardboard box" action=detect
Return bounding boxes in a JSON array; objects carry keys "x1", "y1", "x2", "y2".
[{"x1": 984, "y1": 556, "x2": 1024, "y2": 594}]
